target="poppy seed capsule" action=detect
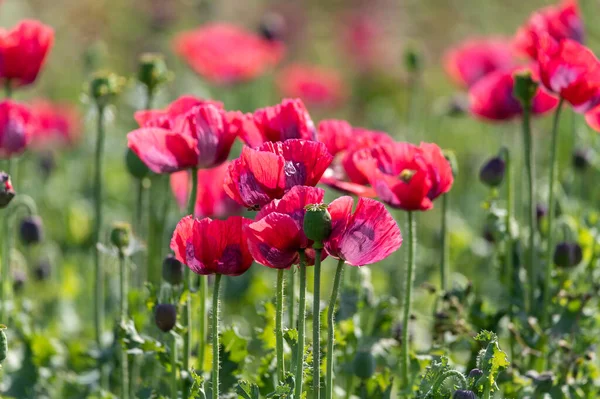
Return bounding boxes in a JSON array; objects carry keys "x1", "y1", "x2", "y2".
[
  {"x1": 259, "y1": 12, "x2": 285, "y2": 42},
  {"x1": 453, "y1": 390, "x2": 477, "y2": 399},
  {"x1": 572, "y1": 148, "x2": 591, "y2": 171},
  {"x1": 553, "y1": 242, "x2": 583, "y2": 268},
  {"x1": 137, "y1": 53, "x2": 170, "y2": 92},
  {"x1": 0, "y1": 172, "x2": 15, "y2": 209},
  {"x1": 468, "y1": 368, "x2": 483, "y2": 379},
  {"x1": 110, "y1": 222, "x2": 131, "y2": 251},
  {"x1": 125, "y1": 148, "x2": 150, "y2": 179},
  {"x1": 89, "y1": 72, "x2": 126, "y2": 108},
  {"x1": 352, "y1": 349, "x2": 376, "y2": 380},
  {"x1": 19, "y1": 216, "x2": 43, "y2": 245},
  {"x1": 162, "y1": 255, "x2": 184, "y2": 285},
  {"x1": 513, "y1": 71, "x2": 538, "y2": 106},
  {"x1": 155, "y1": 304, "x2": 177, "y2": 332},
  {"x1": 479, "y1": 157, "x2": 505, "y2": 187},
  {"x1": 303, "y1": 203, "x2": 332, "y2": 248}
]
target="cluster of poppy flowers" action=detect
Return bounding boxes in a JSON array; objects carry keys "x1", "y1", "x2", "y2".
[
  {"x1": 444, "y1": 0, "x2": 600, "y2": 130},
  {"x1": 0, "y1": 20, "x2": 81, "y2": 157}
]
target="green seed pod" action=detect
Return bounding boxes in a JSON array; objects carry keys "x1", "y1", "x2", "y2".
[
  {"x1": 513, "y1": 71, "x2": 538, "y2": 107},
  {"x1": 352, "y1": 349, "x2": 376, "y2": 380},
  {"x1": 137, "y1": 53, "x2": 171, "y2": 92},
  {"x1": 110, "y1": 222, "x2": 132, "y2": 252},
  {"x1": 89, "y1": 71, "x2": 126, "y2": 108},
  {"x1": 303, "y1": 203, "x2": 332, "y2": 248},
  {"x1": 403, "y1": 45, "x2": 422, "y2": 74},
  {"x1": 125, "y1": 148, "x2": 150, "y2": 179},
  {"x1": 0, "y1": 324, "x2": 7, "y2": 363}
]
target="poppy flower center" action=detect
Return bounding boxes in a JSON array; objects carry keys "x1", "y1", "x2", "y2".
[{"x1": 399, "y1": 169, "x2": 416, "y2": 183}]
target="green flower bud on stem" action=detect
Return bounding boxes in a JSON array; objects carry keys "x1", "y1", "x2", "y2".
[
  {"x1": 352, "y1": 349, "x2": 376, "y2": 380},
  {"x1": 125, "y1": 148, "x2": 150, "y2": 179},
  {"x1": 303, "y1": 203, "x2": 332, "y2": 249},
  {"x1": 110, "y1": 222, "x2": 132, "y2": 253},
  {"x1": 513, "y1": 71, "x2": 538, "y2": 107},
  {"x1": 0, "y1": 172, "x2": 15, "y2": 209},
  {"x1": 403, "y1": 45, "x2": 422, "y2": 74},
  {"x1": 89, "y1": 72, "x2": 126, "y2": 108},
  {"x1": 137, "y1": 53, "x2": 171, "y2": 93}
]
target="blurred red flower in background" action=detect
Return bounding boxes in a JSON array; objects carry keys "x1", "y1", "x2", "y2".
[
  {"x1": 355, "y1": 142, "x2": 452, "y2": 211},
  {"x1": 469, "y1": 65, "x2": 559, "y2": 120},
  {"x1": 0, "y1": 20, "x2": 54, "y2": 88},
  {"x1": 537, "y1": 34, "x2": 600, "y2": 112},
  {"x1": 514, "y1": 0, "x2": 583, "y2": 59},
  {"x1": 276, "y1": 64, "x2": 346, "y2": 108},
  {"x1": 250, "y1": 98, "x2": 316, "y2": 144},
  {"x1": 325, "y1": 196, "x2": 402, "y2": 266},
  {"x1": 0, "y1": 100, "x2": 34, "y2": 158},
  {"x1": 170, "y1": 162, "x2": 241, "y2": 219},
  {"x1": 29, "y1": 100, "x2": 80, "y2": 150},
  {"x1": 174, "y1": 23, "x2": 284, "y2": 85},
  {"x1": 224, "y1": 139, "x2": 332, "y2": 209},
  {"x1": 341, "y1": 12, "x2": 384, "y2": 72},
  {"x1": 134, "y1": 95, "x2": 223, "y2": 130},
  {"x1": 170, "y1": 215, "x2": 253, "y2": 276},
  {"x1": 245, "y1": 185, "x2": 326, "y2": 269},
  {"x1": 443, "y1": 38, "x2": 516, "y2": 88}
]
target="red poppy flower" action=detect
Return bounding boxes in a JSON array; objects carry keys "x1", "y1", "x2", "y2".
[
  {"x1": 443, "y1": 38, "x2": 516, "y2": 88},
  {"x1": 537, "y1": 34, "x2": 600, "y2": 112},
  {"x1": 0, "y1": 100, "x2": 34, "y2": 158},
  {"x1": 127, "y1": 104, "x2": 238, "y2": 173},
  {"x1": 341, "y1": 12, "x2": 385, "y2": 72},
  {"x1": 170, "y1": 162, "x2": 241, "y2": 219},
  {"x1": 0, "y1": 20, "x2": 54, "y2": 88},
  {"x1": 584, "y1": 106, "x2": 600, "y2": 132},
  {"x1": 29, "y1": 100, "x2": 80, "y2": 150},
  {"x1": 325, "y1": 196, "x2": 402, "y2": 266},
  {"x1": 174, "y1": 23, "x2": 284, "y2": 85},
  {"x1": 469, "y1": 66, "x2": 559, "y2": 120},
  {"x1": 355, "y1": 142, "x2": 452, "y2": 211},
  {"x1": 170, "y1": 215, "x2": 253, "y2": 276},
  {"x1": 317, "y1": 120, "x2": 393, "y2": 197},
  {"x1": 226, "y1": 110, "x2": 263, "y2": 148},
  {"x1": 276, "y1": 64, "x2": 346, "y2": 108},
  {"x1": 134, "y1": 95, "x2": 223, "y2": 130},
  {"x1": 224, "y1": 139, "x2": 332, "y2": 209},
  {"x1": 514, "y1": 0, "x2": 583, "y2": 59},
  {"x1": 245, "y1": 185, "x2": 326, "y2": 269}
]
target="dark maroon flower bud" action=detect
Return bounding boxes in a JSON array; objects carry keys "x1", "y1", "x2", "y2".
[
  {"x1": 12, "y1": 270, "x2": 26, "y2": 293},
  {"x1": 162, "y1": 254, "x2": 184, "y2": 286},
  {"x1": 468, "y1": 368, "x2": 483, "y2": 379},
  {"x1": 479, "y1": 157, "x2": 505, "y2": 187},
  {"x1": 155, "y1": 304, "x2": 177, "y2": 332},
  {"x1": 572, "y1": 148, "x2": 591, "y2": 171},
  {"x1": 352, "y1": 349, "x2": 376, "y2": 380},
  {"x1": 553, "y1": 242, "x2": 583, "y2": 268},
  {"x1": 0, "y1": 172, "x2": 15, "y2": 209},
  {"x1": 19, "y1": 216, "x2": 43, "y2": 245},
  {"x1": 536, "y1": 204, "x2": 547, "y2": 222},
  {"x1": 34, "y1": 259, "x2": 51, "y2": 281},
  {"x1": 453, "y1": 390, "x2": 477, "y2": 399},
  {"x1": 259, "y1": 12, "x2": 285, "y2": 42}
]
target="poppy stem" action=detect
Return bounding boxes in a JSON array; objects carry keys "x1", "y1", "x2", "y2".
[
  {"x1": 326, "y1": 259, "x2": 345, "y2": 399},
  {"x1": 440, "y1": 193, "x2": 449, "y2": 292},
  {"x1": 182, "y1": 168, "x2": 198, "y2": 387},
  {"x1": 288, "y1": 267, "x2": 295, "y2": 329},
  {"x1": 521, "y1": 101, "x2": 537, "y2": 314},
  {"x1": 542, "y1": 100, "x2": 564, "y2": 328},
  {"x1": 198, "y1": 276, "x2": 207, "y2": 371},
  {"x1": 0, "y1": 158, "x2": 12, "y2": 322},
  {"x1": 294, "y1": 250, "x2": 307, "y2": 399},
  {"x1": 118, "y1": 250, "x2": 129, "y2": 399},
  {"x1": 401, "y1": 211, "x2": 416, "y2": 388},
  {"x1": 4, "y1": 80, "x2": 11, "y2": 99},
  {"x1": 313, "y1": 248, "x2": 322, "y2": 399},
  {"x1": 93, "y1": 104, "x2": 107, "y2": 387},
  {"x1": 211, "y1": 273, "x2": 222, "y2": 399},
  {"x1": 170, "y1": 332, "x2": 178, "y2": 399},
  {"x1": 503, "y1": 147, "x2": 515, "y2": 360},
  {"x1": 276, "y1": 268, "x2": 285, "y2": 384}
]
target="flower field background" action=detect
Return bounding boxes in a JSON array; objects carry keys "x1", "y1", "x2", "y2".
[{"x1": 1, "y1": 0, "x2": 600, "y2": 398}]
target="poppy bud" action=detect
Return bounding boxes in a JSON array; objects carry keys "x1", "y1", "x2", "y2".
[
  {"x1": 162, "y1": 254, "x2": 184, "y2": 286},
  {"x1": 137, "y1": 53, "x2": 171, "y2": 92},
  {"x1": 110, "y1": 222, "x2": 131, "y2": 253},
  {"x1": 303, "y1": 203, "x2": 332, "y2": 248},
  {"x1": 155, "y1": 303, "x2": 177, "y2": 332},
  {"x1": 89, "y1": 72, "x2": 126, "y2": 108},
  {"x1": 536, "y1": 204, "x2": 547, "y2": 223},
  {"x1": 125, "y1": 148, "x2": 150, "y2": 179},
  {"x1": 19, "y1": 216, "x2": 43, "y2": 245},
  {"x1": 352, "y1": 349, "x2": 376, "y2": 380},
  {"x1": 12, "y1": 270, "x2": 26, "y2": 293},
  {"x1": 513, "y1": 71, "x2": 538, "y2": 107},
  {"x1": 453, "y1": 390, "x2": 477, "y2": 399},
  {"x1": 479, "y1": 157, "x2": 505, "y2": 187},
  {"x1": 468, "y1": 368, "x2": 483, "y2": 379},
  {"x1": 572, "y1": 148, "x2": 591, "y2": 171},
  {"x1": 403, "y1": 46, "x2": 422, "y2": 74},
  {"x1": 34, "y1": 259, "x2": 51, "y2": 281},
  {"x1": 0, "y1": 172, "x2": 15, "y2": 209},
  {"x1": 553, "y1": 242, "x2": 583, "y2": 268},
  {"x1": 259, "y1": 12, "x2": 285, "y2": 42}
]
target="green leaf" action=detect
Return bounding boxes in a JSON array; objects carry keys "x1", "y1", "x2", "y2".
[{"x1": 236, "y1": 380, "x2": 260, "y2": 399}]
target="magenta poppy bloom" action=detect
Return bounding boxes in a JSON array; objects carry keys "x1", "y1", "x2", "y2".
[
  {"x1": 224, "y1": 139, "x2": 332, "y2": 209},
  {"x1": 127, "y1": 104, "x2": 238, "y2": 173},
  {"x1": 325, "y1": 196, "x2": 402, "y2": 266},
  {"x1": 469, "y1": 65, "x2": 559, "y2": 121},
  {"x1": 170, "y1": 215, "x2": 253, "y2": 276},
  {"x1": 443, "y1": 37, "x2": 516, "y2": 88},
  {"x1": 134, "y1": 95, "x2": 223, "y2": 130},
  {"x1": 276, "y1": 64, "x2": 346, "y2": 109},
  {"x1": 250, "y1": 98, "x2": 316, "y2": 144},
  {"x1": 174, "y1": 23, "x2": 284, "y2": 85},
  {"x1": 0, "y1": 20, "x2": 54, "y2": 88},
  {"x1": 245, "y1": 185, "x2": 326, "y2": 269},
  {"x1": 29, "y1": 100, "x2": 80, "y2": 150},
  {"x1": 0, "y1": 100, "x2": 34, "y2": 158},
  {"x1": 341, "y1": 12, "x2": 384, "y2": 72},
  {"x1": 514, "y1": 0, "x2": 583, "y2": 59},
  {"x1": 170, "y1": 162, "x2": 241, "y2": 219}
]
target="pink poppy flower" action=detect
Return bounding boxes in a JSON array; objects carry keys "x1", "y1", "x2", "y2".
[
  {"x1": 0, "y1": 100, "x2": 34, "y2": 158},
  {"x1": 248, "y1": 98, "x2": 316, "y2": 145},
  {"x1": 29, "y1": 100, "x2": 80, "y2": 150},
  {"x1": 277, "y1": 64, "x2": 346, "y2": 108}
]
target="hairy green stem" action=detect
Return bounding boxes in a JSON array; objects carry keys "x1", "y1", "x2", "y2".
[
  {"x1": 170, "y1": 333, "x2": 178, "y2": 399},
  {"x1": 326, "y1": 259, "x2": 345, "y2": 399},
  {"x1": 504, "y1": 148, "x2": 515, "y2": 360},
  {"x1": 198, "y1": 276, "x2": 207, "y2": 371},
  {"x1": 0, "y1": 158, "x2": 12, "y2": 322},
  {"x1": 313, "y1": 248, "x2": 322, "y2": 399},
  {"x1": 276, "y1": 269, "x2": 285, "y2": 383},
  {"x1": 440, "y1": 194, "x2": 449, "y2": 291},
  {"x1": 428, "y1": 370, "x2": 467, "y2": 396},
  {"x1": 288, "y1": 267, "x2": 295, "y2": 329},
  {"x1": 119, "y1": 251, "x2": 129, "y2": 399},
  {"x1": 401, "y1": 211, "x2": 416, "y2": 388},
  {"x1": 294, "y1": 251, "x2": 307, "y2": 399},
  {"x1": 183, "y1": 168, "x2": 198, "y2": 387},
  {"x1": 211, "y1": 274, "x2": 222, "y2": 399}
]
